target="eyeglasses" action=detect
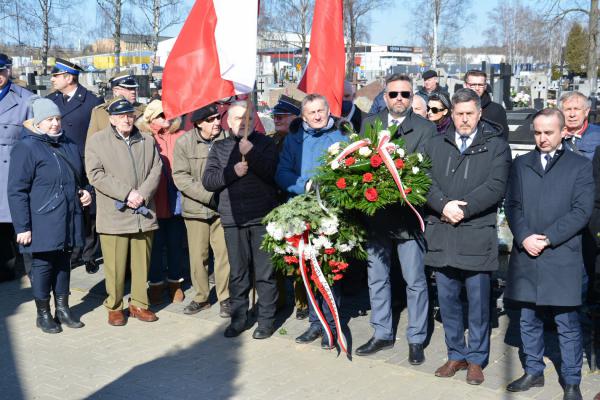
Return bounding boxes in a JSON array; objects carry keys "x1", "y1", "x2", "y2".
[
  {"x1": 387, "y1": 91, "x2": 411, "y2": 99},
  {"x1": 205, "y1": 114, "x2": 221, "y2": 123},
  {"x1": 465, "y1": 82, "x2": 486, "y2": 88},
  {"x1": 427, "y1": 106, "x2": 446, "y2": 114}
]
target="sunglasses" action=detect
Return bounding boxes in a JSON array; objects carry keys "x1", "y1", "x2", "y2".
[
  {"x1": 205, "y1": 114, "x2": 221, "y2": 123},
  {"x1": 427, "y1": 106, "x2": 446, "y2": 113},
  {"x1": 387, "y1": 91, "x2": 411, "y2": 99}
]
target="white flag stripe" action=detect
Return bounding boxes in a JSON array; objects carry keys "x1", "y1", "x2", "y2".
[{"x1": 213, "y1": 0, "x2": 258, "y2": 94}]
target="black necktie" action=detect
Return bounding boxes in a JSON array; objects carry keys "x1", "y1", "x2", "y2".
[
  {"x1": 63, "y1": 94, "x2": 70, "y2": 102},
  {"x1": 544, "y1": 154, "x2": 552, "y2": 171}
]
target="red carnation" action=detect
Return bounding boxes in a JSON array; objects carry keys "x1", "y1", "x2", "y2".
[
  {"x1": 332, "y1": 269, "x2": 340, "y2": 273},
  {"x1": 284, "y1": 256, "x2": 299, "y2": 264},
  {"x1": 345, "y1": 157, "x2": 356, "y2": 167},
  {"x1": 365, "y1": 187, "x2": 379, "y2": 202},
  {"x1": 333, "y1": 274, "x2": 344, "y2": 281},
  {"x1": 404, "y1": 187, "x2": 412, "y2": 194},
  {"x1": 324, "y1": 248, "x2": 336, "y2": 255},
  {"x1": 395, "y1": 158, "x2": 405, "y2": 169},
  {"x1": 336, "y1": 177, "x2": 347, "y2": 189},
  {"x1": 329, "y1": 260, "x2": 339, "y2": 267},
  {"x1": 337, "y1": 262, "x2": 349, "y2": 270},
  {"x1": 370, "y1": 154, "x2": 383, "y2": 168},
  {"x1": 362, "y1": 172, "x2": 373, "y2": 183}
]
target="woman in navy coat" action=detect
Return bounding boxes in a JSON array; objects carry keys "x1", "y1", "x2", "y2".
[{"x1": 7, "y1": 98, "x2": 91, "y2": 334}]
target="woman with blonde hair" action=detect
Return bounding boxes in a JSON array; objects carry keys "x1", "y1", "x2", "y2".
[{"x1": 136, "y1": 100, "x2": 186, "y2": 304}]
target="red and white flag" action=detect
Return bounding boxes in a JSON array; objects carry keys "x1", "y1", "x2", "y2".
[
  {"x1": 298, "y1": 0, "x2": 345, "y2": 116},
  {"x1": 163, "y1": 0, "x2": 258, "y2": 119}
]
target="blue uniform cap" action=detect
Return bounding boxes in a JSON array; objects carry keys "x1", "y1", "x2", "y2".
[
  {"x1": 107, "y1": 98, "x2": 135, "y2": 115},
  {"x1": 51, "y1": 58, "x2": 83, "y2": 75},
  {"x1": 110, "y1": 74, "x2": 138, "y2": 89},
  {"x1": 0, "y1": 54, "x2": 12, "y2": 70},
  {"x1": 272, "y1": 95, "x2": 301, "y2": 116}
]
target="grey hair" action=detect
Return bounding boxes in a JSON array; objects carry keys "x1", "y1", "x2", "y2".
[
  {"x1": 301, "y1": 93, "x2": 329, "y2": 113},
  {"x1": 451, "y1": 88, "x2": 481, "y2": 110},
  {"x1": 558, "y1": 91, "x2": 591, "y2": 110},
  {"x1": 385, "y1": 73, "x2": 412, "y2": 87}
]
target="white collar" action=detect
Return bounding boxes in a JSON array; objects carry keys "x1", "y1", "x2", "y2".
[{"x1": 388, "y1": 113, "x2": 405, "y2": 126}]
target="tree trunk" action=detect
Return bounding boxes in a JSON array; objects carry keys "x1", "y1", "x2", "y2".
[
  {"x1": 148, "y1": 0, "x2": 160, "y2": 78},
  {"x1": 41, "y1": 0, "x2": 50, "y2": 74},
  {"x1": 588, "y1": 0, "x2": 599, "y2": 95},
  {"x1": 432, "y1": 0, "x2": 439, "y2": 68},
  {"x1": 114, "y1": 0, "x2": 122, "y2": 72}
]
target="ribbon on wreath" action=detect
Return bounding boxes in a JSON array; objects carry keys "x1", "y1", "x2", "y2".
[
  {"x1": 331, "y1": 132, "x2": 425, "y2": 232},
  {"x1": 295, "y1": 230, "x2": 348, "y2": 355}
]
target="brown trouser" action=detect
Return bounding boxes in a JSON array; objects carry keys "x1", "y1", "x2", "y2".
[
  {"x1": 184, "y1": 217, "x2": 230, "y2": 303},
  {"x1": 276, "y1": 272, "x2": 308, "y2": 310},
  {"x1": 100, "y1": 231, "x2": 153, "y2": 310}
]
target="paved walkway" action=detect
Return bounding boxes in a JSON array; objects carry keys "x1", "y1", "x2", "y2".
[{"x1": 0, "y1": 264, "x2": 599, "y2": 400}]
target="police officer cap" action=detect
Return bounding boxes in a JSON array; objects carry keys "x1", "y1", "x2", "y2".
[
  {"x1": 51, "y1": 58, "x2": 84, "y2": 75},
  {"x1": 422, "y1": 70, "x2": 438, "y2": 80},
  {"x1": 0, "y1": 54, "x2": 12, "y2": 70},
  {"x1": 107, "y1": 97, "x2": 135, "y2": 115},
  {"x1": 110, "y1": 71, "x2": 139, "y2": 88},
  {"x1": 191, "y1": 103, "x2": 219, "y2": 123},
  {"x1": 273, "y1": 95, "x2": 301, "y2": 116}
]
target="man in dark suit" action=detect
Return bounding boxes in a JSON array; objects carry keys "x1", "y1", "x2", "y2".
[
  {"x1": 464, "y1": 70, "x2": 509, "y2": 141},
  {"x1": 355, "y1": 74, "x2": 436, "y2": 365},
  {"x1": 48, "y1": 58, "x2": 103, "y2": 273},
  {"x1": 504, "y1": 108, "x2": 593, "y2": 400},
  {"x1": 424, "y1": 88, "x2": 511, "y2": 385}
]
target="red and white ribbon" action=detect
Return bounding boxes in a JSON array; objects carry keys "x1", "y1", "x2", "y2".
[
  {"x1": 330, "y1": 134, "x2": 425, "y2": 232},
  {"x1": 297, "y1": 231, "x2": 348, "y2": 355}
]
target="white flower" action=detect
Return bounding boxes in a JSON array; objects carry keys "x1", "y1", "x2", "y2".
[
  {"x1": 303, "y1": 246, "x2": 318, "y2": 260},
  {"x1": 337, "y1": 243, "x2": 354, "y2": 252},
  {"x1": 416, "y1": 153, "x2": 424, "y2": 163},
  {"x1": 328, "y1": 142, "x2": 341, "y2": 155},
  {"x1": 312, "y1": 235, "x2": 332, "y2": 250},
  {"x1": 349, "y1": 133, "x2": 359, "y2": 141},
  {"x1": 377, "y1": 129, "x2": 391, "y2": 140},
  {"x1": 412, "y1": 166, "x2": 420, "y2": 174},
  {"x1": 266, "y1": 222, "x2": 285, "y2": 241},
  {"x1": 358, "y1": 146, "x2": 372, "y2": 157},
  {"x1": 274, "y1": 246, "x2": 287, "y2": 255},
  {"x1": 319, "y1": 216, "x2": 339, "y2": 236},
  {"x1": 331, "y1": 160, "x2": 340, "y2": 170},
  {"x1": 396, "y1": 147, "x2": 405, "y2": 158}
]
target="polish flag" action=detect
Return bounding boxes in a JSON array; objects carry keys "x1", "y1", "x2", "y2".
[
  {"x1": 298, "y1": 0, "x2": 345, "y2": 116},
  {"x1": 163, "y1": 0, "x2": 258, "y2": 119}
]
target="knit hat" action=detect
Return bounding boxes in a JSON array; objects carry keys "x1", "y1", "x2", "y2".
[
  {"x1": 142, "y1": 99, "x2": 164, "y2": 122},
  {"x1": 31, "y1": 97, "x2": 61, "y2": 125}
]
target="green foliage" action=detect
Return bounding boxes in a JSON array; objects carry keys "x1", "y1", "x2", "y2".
[{"x1": 565, "y1": 23, "x2": 589, "y2": 76}]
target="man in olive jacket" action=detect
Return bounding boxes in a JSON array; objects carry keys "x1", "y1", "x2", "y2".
[
  {"x1": 504, "y1": 109, "x2": 593, "y2": 400},
  {"x1": 85, "y1": 99, "x2": 162, "y2": 326},
  {"x1": 424, "y1": 88, "x2": 511, "y2": 385},
  {"x1": 172, "y1": 102, "x2": 231, "y2": 318}
]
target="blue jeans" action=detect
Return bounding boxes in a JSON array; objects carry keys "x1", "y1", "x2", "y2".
[{"x1": 149, "y1": 217, "x2": 185, "y2": 283}]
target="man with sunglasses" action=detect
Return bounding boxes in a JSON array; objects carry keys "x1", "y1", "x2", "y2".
[
  {"x1": 47, "y1": 58, "x2": 104, "y2": 274},
  {"x1": 464, "y1": 70, "x2": 509, "y2": 140},
  {"x1": 172, "y1": 103, "x2": 231, "y2": 318},
  {"x1": 356, "y1": 74, "x2": 436, "y2": 364}
]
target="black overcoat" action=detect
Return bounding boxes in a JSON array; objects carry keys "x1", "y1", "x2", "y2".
[
  {"x1": 504, "y1": 147, "x2": 594, "y2": 307},
  {"x1": 424, "y1": 121, "x2": 511, "y2": 271}
]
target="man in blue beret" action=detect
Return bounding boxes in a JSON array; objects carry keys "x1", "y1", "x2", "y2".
[
  {"x1": 0, "y1": 53, "x2": 33, "y2": 281},
  {"x1": 48, "y1": 58, "x2": 104, "y2": 273}
]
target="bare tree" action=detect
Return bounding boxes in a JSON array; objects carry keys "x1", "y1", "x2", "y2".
[
  {"x1": 97, "y1": 0, "x2": 125, "y2": 72},
  {"x1": 343, "y1": 0, "x2": 391, "y2": 79},
  {"x1": 544, "y1": 0, "x2": 599, "y2": 94},
  {"x1": 131, "y1": 0, "x2": 186, "y2": 77},
  {"x1": 412, "y1": 0, "x2": 472, "y2": 67}
]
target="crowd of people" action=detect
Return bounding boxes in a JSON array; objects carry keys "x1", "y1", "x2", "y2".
[{"x1": 1, "y1": 53, "x2": 600, "y2": 400}]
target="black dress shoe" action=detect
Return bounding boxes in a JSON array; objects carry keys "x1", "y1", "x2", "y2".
[
  {"x1": 183, "y1": 301, "x2": 211, "y2": 315},
  {"x1": 563, "y1": 384, "x2": 582, "y2": 400},
  {"x1": 252, "y1": 326, "x2": 274, "y2": 340},
  {"x1": 295, "y1": 327, "x2": 322, "y2": 344},
  {"x1": 321, "y1": 334, "x2": 335, "y2": 350},
  {"x1": 507, "y1": 373, "x2": 544, "y2": 392},
  {"x1": 85, "y1": 260, "x2": 99, "y2": 274},
  {"x1": 224, "y1": 322, "x2": 248, "y2": 338},
  {"x1": 295, "y1": 308, "x2": 309, "y2": 320},
  {"x1": 355, "y1": 337, "x2": 394, "y2": 356},
  {"x1": 408, "y1": 343, "x2": 425, "y2": 365}
]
